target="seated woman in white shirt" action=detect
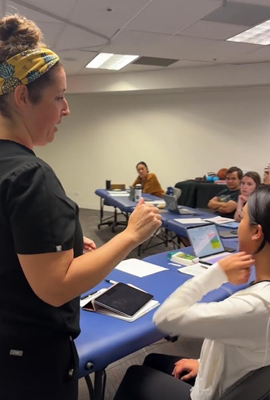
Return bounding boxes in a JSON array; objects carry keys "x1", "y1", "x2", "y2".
[
  {"x1": 113, "y1": 186, "x2": 270, "y2": 400},
  {"x1": 234, "y1": 171, "x2": 261, "y2": 222}
]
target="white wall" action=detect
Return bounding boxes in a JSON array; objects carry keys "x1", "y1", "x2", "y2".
[{"x1": 36, "y1": 86, "x2": 270, "y2": 209}]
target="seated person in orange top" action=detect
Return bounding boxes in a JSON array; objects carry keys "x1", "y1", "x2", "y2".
[
  {"x1": 132, "y1": 162, "x2": 165, "y2": 198},
  {"x1": 208, "y1": 166, "x2": 243, "y2": 219}
]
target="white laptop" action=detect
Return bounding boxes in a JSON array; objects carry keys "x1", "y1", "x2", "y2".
[{"x1": 187, "y1": 223, "x2": 235, "y2": 265}]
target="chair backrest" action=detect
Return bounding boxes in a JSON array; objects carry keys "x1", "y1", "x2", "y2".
[
  {"x1": 219, "y1": 365, "x2": 270, "y2": 400},
  {"x1": 173, "y1": 187, "x2": 182, "y2": 201}
]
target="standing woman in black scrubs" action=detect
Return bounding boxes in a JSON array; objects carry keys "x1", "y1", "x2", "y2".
[{"x1": 0, "y1": 14, "x2": 161, "y2": 400}]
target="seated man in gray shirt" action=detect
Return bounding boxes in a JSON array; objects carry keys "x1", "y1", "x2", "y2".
[{"x1": 208, "y1": 166, "x2": 243, "y2": 219}]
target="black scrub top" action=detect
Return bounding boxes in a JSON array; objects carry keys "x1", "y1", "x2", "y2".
[
  {"x1": 216, "y1": 188, "x2": 239, "y2": 219},
  {"x1": 0, "y1": 140, "x2": 83, "y2": 340}
]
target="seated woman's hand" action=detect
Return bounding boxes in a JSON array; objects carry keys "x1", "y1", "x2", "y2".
[
  {"x1": 172, "y1": 358, "x2": 199, "y2": 381},
  {"x1": 218, "y1": 252, "x2": 254, "y2": 285},
  {"x1": 239, "y1": 194, "x2": 248, "y2": 203},
  {"x1": 126, "y1": 198, "x2": 162, "y2": 245}
]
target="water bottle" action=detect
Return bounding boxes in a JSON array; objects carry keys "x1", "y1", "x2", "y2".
[{"x1": 135, "y1": 184, "x2": 142, "y2": 203}]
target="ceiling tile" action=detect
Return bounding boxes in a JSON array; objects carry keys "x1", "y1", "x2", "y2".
[
  {"x1": 168, "y1": 59, "x2": 219, "y2": 68},
  {"x1": 80, "y1": 63, "x2": 169, "y2": 74},
  {"x1": 230, "y1": 0, "x2": 270, "y2": 6},
  {"x1": 120, "y1": 64, "x2": 164, "y2": 73},
  {"x1": 70, "y1": 0, "x2": 150, "y2": 38},
  {"x1": 104, "y1": 31, "x2": 260, "y2": 61},
  {"x1": 59, "y1": 50, "x2": 98, "y2": 75},
  {"x1": 6, "y1": 1, "x2": 62, "y2": 22},
  {"x1": 3, "y1": 0, "x2": 270, "y2": 75},
  {"x1": 163, "y1": 35, "x2": 260, "y2": 61},
  {"x1": 55, "y1": 25, "x2": 109, "y2": 51},
  {"x1": 179, "y1": 21, "x2": 249, "y2": 40},
  {"x1": 126, "y1": 0, "x2": 222, "y2": 34},
  {"x1": 37, "y1": 21, "x2": 65, "y2": 48},
  {"x1": 102, "y1": 30, "x2": 170, "y2": 57},
  {"x1": 10, "y1": 0, "x2": 78, "y2": 19},
  {"x1": 202, "y1": 2, "x2": 270, "y2": 26}
]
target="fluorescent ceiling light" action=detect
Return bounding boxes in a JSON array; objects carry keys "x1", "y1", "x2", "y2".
[
  {"x1": 227, "y1": 19, "x2": 270, "y2": 45},
  {"x1": 85, "y1": 53, "x2": 139, "y2": 70}
]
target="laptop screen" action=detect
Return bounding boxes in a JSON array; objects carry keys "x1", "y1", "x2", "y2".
[
  {"x1": 129, "y1": 186, "x2": 135, "y2": 201},
  {"x1": 187, "y1": 224, "x2": 225, "y2": 258},
  {"x1": 162, "y1": 194, "x2": 179, "y2": 213}
]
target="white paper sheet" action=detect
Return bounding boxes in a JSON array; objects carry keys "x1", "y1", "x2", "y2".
[
  {"x1": 178, "y1": 263, "x2": 209, "y2": 276},
  {"x1": 115, "y1": 258, "x2": 168, "y2": 277},
  {"x1": 109, "y1": 193, "x2": 129, "y2": 197},
  {"x1": 151, "y1": 200, "x2": 166, "y2": 205},
  {"x1": 107, "y1": 190, "x2": 128, "y2": 194},
  {"x1": 174, "y1": 218, "x2": 205, "y2": 224},
  {"x1": 94, "y1": 299, "x2": 159, "y2": 322},
  {"x1": 203, "y1": 216, "x2": 235, "y2": 224}
]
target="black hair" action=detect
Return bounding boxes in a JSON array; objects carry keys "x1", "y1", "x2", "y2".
[
  {"x1": 248, "y1": 186, "x2": 270, "y2": 253},
  {"x1": 136, "y1": 162, "x2": 149, "y2": 172},
  {"x1": 226, "y1": 166, "x2": 243, "y2": 180}
]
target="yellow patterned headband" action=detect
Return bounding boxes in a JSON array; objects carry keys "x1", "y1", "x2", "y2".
[{"x1": 0, "y1": 48, "x2": 59, "y2": 96}]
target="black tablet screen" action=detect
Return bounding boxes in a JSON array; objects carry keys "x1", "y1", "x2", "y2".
[{"x1": 94, "y1": 282, "x2": 153, "y2": 317}]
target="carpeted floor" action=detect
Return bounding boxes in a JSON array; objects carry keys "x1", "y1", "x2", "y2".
[{"x1": 78, "y1": 208, "x2": 202, "y2": 400}]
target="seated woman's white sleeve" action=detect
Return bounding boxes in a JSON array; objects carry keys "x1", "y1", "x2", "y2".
[{"x1": 153, "y1": 264, "x2": 267, "y2": 344}]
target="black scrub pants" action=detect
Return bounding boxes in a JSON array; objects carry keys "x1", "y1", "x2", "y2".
[
  {"x1": 0, "y1": 333, "x2": 78, "y2": 400},
  {"x1": 114, "y1": 353, "x2": 194, "y2": 400}
]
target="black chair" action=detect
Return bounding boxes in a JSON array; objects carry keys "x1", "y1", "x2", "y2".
[{"x1": 219, "y1": 365, "x2": 270, "y2": 400}]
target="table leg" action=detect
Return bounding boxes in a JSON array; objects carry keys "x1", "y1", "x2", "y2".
[
  {"x1": 100, "y1": 197, "x2": 103, "y2": 224},
  {"x1": 98, "y1": 198, "x2": 114, "y2": 230},
  {"x1": 84, "y1": 375, "x2": 95, "y2": 400},
  {"x1": 165, "y1": 228, "x2": 168, "y2": 247},
  {"x1": 94, "y1": 370, "x2": 106, "y2": 400},
  {"x1": 111, "y1": 210, "x2": 129, "y2": 233}
]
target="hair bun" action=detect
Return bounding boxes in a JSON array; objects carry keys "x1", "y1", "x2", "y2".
[{"x1": 0, "y1": 14, "x2": 43, "y2": 46}]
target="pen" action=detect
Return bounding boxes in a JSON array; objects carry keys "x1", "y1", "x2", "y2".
[
  {"x1": 199, "y1": 264, "x2": 208, "y2": 269},
  {"x1": 80, "y1": 291, "x2": 97, "y2": 300},
  {"x1": 169, "y1": 262, "x2": 181, "y2": 267},
  {"x1": 105, "y1": 279, "x2": 118, "y2": 285}
]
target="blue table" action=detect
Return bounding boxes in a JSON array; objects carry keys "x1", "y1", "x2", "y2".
[
  {"x1": 75, "y1": 244, "x2": 253, "y2": 400},
  {"x1": 166, "y1": 218, "x2": 238, "y2": 237},
  {"x1": 95, "y1": 188, "x2": 239, "y2": 256},
  {"x1": 95, "y1": 189, "x2": 176, "y2": 256},
  {"x1": 95, "y1": 189, "x2": 163, "y2": 232}
]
